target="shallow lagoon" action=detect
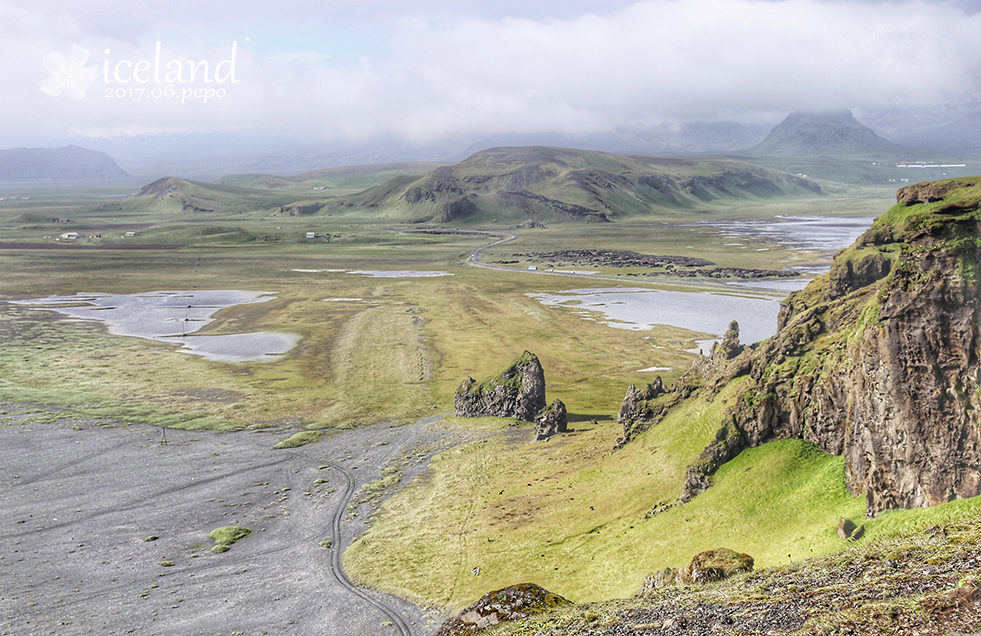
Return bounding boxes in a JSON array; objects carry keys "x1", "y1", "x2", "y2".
[
  {"x1": 11, "y1": 290, "x2": 297, "y2": 363},
  {"x1": 699, "y1": 215, "x2": 874, "y2": 256},
  {"x1": 528, "y1": 288, "x2": 780, "y2": 346},
  {"x1": 529, "y1": 216, "x2": 873, "y2": 350}
]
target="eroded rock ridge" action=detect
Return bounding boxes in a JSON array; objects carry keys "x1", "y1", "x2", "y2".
[{"x1": 618, "y1": 178, "x2": 981, "y2": 516}]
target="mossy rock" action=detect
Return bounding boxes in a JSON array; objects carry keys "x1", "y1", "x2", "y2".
[
  {"x1": 273, "y1": 431, "x2": 322, "y2": 449},
  {"x1": 208, "y1": 525, "x2": 252, "y2": 547},
  {"x1": 681, "y1": 547, "x2": 754, "y2": 584},
  {"x1": 434, "y1": 583, "x2": 573, "y2": 636}
]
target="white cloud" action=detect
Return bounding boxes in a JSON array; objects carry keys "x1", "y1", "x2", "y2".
[{"x1": 2, "y1": 0, "x2": 981, "y2": 147}]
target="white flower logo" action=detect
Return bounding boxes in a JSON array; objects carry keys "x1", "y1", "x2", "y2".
[{"x1": 41, "y1": 45, "x2": 99, "y2": 99}]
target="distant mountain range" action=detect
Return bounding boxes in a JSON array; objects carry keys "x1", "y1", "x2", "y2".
[
  {"x1": 125, "y1": 147, "x2": 823, "y2": 224},
  {"x1": 0, "y1": 145, "x2": 131, "y2": 181}
]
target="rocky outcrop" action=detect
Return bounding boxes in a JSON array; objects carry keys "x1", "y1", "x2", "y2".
[
  {"x1": 897, "y1": 179, "x2": 975, "y2": 206},
  {"x1": 680, "y1": 548, "x2": 754, "y2": 584},
  {"x1": 441, "y1": 196, "x2": 478, "y2": 222},
  {"x1": 513, "y1": 220, "x2": 546, "y2": 229},
  {"x1": 434, "y1": 583, "x2": 572, "y2": 636},
  {"x1": 533, "y1": 399, "x2": 567, "y2": 441},
  {"x1": 735, "y1": 185, "x2": 981, "y2": 515},
  {"x1": 614, "y1": 377, "x2": 685, "y2": 451},
  {"x1": 713, "y1": 320, "x2": 744, "y2": 360},
  {"x1": 281, "y1": 202, "x2": 323, "y2": 216},
  {"x1": 618, "y1": 178, "x2": 981, "y2": 517},
  {"x1": 455, "y1": 351, "x2": 547, "y2": 422}
]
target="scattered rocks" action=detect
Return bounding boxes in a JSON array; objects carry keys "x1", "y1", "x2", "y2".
[
  {"x1": 434, "y1": 583, "x2": 572, "y2": 636},
  {"x1": 533, "y1": 399, "x2": 567, "y2": 442},
  {"x1": 680, "y1": 547, "x2": 754, "y2": 584},
  {"x1": 454, "y1": 351, "x2": 546, "y2": 422},
  {"x1": 513, "y1": 220, "x2": 546, "y2": 229}
]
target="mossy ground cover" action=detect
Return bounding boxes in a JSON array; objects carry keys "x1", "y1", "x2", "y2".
[
  {"x1": 487, "y1": 508, "x2": 981, "y2": 635},
  {"x1": 344, "y1": 384, "x2": 874, "y2": 608}
]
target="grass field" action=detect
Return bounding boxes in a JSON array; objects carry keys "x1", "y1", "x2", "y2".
[{"x1": 2, "y1": 173, "x2": 970, "y2": 613}]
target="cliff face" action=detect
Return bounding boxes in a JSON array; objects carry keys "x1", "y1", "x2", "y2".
[{"x1": 628, "y1": 178, "x2": 981, "y2": 516}]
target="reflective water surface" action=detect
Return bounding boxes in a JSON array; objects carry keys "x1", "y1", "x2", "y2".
[{"x1": 11, "y1": 290, "x2": 297, "y2": 362}]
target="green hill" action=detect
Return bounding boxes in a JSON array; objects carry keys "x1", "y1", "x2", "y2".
[
  {"x1": 214, "y1": 161, "x2": 448, "y2": 195},
  {"x1": 121, "y1": 176, "x2": 310, "y2": 215},
  {"x1": 322, "y1": 146, "x2": 823, "y2": 224}
]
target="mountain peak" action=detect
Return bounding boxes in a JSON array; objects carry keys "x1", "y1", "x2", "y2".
[
  {"x1": 0, "y1": 145, "x2": 130, "y2": 181},
  {"x1": 747, "y1": 110, "x2": 907, "y2": 157}
]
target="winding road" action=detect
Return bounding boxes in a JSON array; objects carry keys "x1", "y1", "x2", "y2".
[{"x1": 322, "y1": 462, "x2": 416, "y2": 636}]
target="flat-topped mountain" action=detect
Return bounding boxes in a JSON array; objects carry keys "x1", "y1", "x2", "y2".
[
  {"x1": 0, "y1": 145, "x2": 130, "y2": 181},
  {"x1": 322, "y1": 146, "x2": 822, "y2": 224},
  {"x1": 746, "y1": 110, "x2": 908, "y2": 158}
]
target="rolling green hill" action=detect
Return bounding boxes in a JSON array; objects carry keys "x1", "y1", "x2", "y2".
[
  {"x1": 120, "y1": 176, "x2": 311, "y2": 215},
  {"x1": 321, "y1": 146, "x2": 823, "y2": 224},
  {"x1": 214, "y1": 161, "x2": 448, "y2": 195}
]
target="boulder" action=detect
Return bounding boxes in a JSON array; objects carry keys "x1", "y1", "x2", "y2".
[
  {"x1": 533, "y1": 399, "x2": 567, "y2": 441},
  {"x1": 680, "y1": 548, "x2": 754, "y2": 584},
  {"x1": 434, "y1": 583, "x2": 572, "y2": 636},
  {"x1": 455, "y1": 351, "x2": 546, "y2": 422}
]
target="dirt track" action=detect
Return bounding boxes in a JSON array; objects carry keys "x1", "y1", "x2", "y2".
[{"x1": 0, "y1": 403, "x2": 480, "y2": 636}]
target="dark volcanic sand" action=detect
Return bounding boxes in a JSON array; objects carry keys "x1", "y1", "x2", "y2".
[{"x1": 0, "y1": 403, "x2": 480, "y2": 636}]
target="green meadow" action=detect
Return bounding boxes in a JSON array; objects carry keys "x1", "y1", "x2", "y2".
[{"x1": 2, "y1": 169, "x2": 968, "y2": 610}]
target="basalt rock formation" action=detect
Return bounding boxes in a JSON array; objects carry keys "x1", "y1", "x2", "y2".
[
  {"x1": 618, "y1": 177, "x2": 981, "y2": 517},
  {"x1": 434, "y1": 583, "x2": 572, "y2": 636},
  {"x1": 614, "y1": 376, "x2": 675, "y2": 451},
  {"x1": 533, "y1": 399, "x2": 568, "y2": 441},
  {"x1": 455, "y1": 351, "x2": 547, "y2": 422}
]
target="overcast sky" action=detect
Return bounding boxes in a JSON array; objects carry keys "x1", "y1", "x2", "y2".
[{"x1": 3, "y1": 0, "x2": 981, "y2": 149}]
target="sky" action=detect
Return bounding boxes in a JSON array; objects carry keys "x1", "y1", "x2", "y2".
[{"x1": 3, "y1": 0, "x2": 981, "y2": 161}]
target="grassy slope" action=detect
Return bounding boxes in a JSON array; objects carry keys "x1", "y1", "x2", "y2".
[
  {"x1": 344, "y1": 382, "x2": 878, "y2": 608},
  {"x1": 489, "y1": 509, "x2": 981, "y2": 635},
  {"x1": 343, "y1": 178, "x2": 981, "y2": 611},
  {"x1": 214, "y1": 162, "x2": 449, "y2": 196}
]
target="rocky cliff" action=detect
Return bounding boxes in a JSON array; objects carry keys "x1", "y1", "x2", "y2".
[
  {"x1": 455, "y1": 351, "x2": 547, "y2": 422},
  {"x1": 620, "y1": 177, "x2": 981, "y2": 516}
]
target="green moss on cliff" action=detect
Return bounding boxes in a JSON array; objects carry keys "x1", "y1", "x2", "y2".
[{"x1": 474, "y1": 351, "x2": 540, "y2": 395}]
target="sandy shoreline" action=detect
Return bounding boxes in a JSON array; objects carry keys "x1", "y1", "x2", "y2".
[{"x1": 0, "y1": 402, "x2": 481, "y2": 636}]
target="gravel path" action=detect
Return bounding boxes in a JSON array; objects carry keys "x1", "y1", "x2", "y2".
[{"x1": 0, "y1": 404, "x2": 480, "y2": 636}]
